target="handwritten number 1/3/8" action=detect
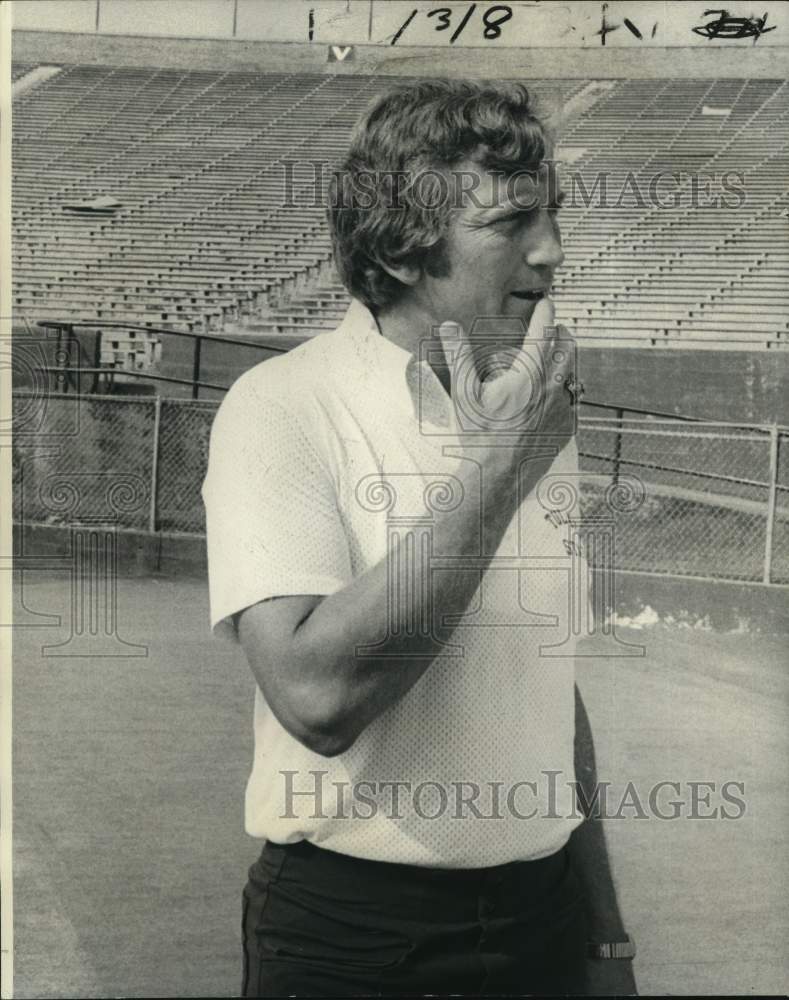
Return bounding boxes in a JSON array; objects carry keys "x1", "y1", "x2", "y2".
[{"x1": 392, "y1": 4, "x2": 514, "y2": 45}]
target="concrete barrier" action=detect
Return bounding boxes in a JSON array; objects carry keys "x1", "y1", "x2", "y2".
[{"x1": 15, "y1": 522, "x2": 789, "y2": 633}]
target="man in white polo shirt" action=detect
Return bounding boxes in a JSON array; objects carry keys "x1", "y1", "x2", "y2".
[{"x1": 202, "y1": 79, "x2": 636, "y2": 997}]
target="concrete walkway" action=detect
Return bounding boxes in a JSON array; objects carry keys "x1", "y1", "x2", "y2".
[{"x1": 10, "y1": 575, "x2": 789, "y2": 996}]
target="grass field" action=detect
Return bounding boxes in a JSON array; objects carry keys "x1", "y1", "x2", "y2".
[{"x1": 10, "y1": 573, "x2": 789, "y2": 997}]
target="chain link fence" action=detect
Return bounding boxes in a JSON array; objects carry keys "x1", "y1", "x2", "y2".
[
  {"x1": 13, "y1": 392, "x2": 155, "y2": 532},
  {"x1": 11, "y1": 389, "x2": 789, "y2": 585},
  {"x1": 156, "y1": 400, "x2": 218, "y2": 533},
  {"x1": 578, "y1": 415, "x2": 789, "y2": 584}
]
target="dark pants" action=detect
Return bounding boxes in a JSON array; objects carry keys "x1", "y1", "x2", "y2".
[{"x1": 241, "y1": 839, "x2": 588, "y2": 997}]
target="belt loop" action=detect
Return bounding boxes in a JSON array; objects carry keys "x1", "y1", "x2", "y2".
[{"x1": 262, "y1": 840, "x2": 291, "y2": 880}]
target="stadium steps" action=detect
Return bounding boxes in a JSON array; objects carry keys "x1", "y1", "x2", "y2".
[{"x1": 12, "y1": 70, "x2": 789, "y2": 349}]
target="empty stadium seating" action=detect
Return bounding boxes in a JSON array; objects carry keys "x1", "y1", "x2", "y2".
[
  {"x1": 11, "y1": 66, "x2": 789, "y2": 350},
  {"x1": 554, "y1": 78, "x2": 789, "y2": 347}
]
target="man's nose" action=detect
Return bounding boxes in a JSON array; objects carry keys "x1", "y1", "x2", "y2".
[{"x1": 524, "y1": 214, "x2": 565, "y2": 270}]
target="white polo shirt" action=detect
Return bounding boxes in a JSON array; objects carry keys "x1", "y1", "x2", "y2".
[{"x1": 202, "y1": 300, "x2": 586, "y2": 868}]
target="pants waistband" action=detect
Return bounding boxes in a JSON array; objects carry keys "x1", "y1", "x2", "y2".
[{"x1": 262, "y1": 838, "x2": 568, "y2": 892}]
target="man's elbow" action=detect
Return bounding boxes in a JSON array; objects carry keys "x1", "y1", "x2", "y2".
[
  {"x1": 296, "y1": 719, "x2": 356, "y2": 758},
  {"x1": 284, "y1": 684, "x2": 359, "y2": 758}
]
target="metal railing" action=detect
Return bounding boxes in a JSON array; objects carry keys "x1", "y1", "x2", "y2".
[
  {"x1": 11, "y1": 388, "x2": 789, "y2": 585},
  {"x1": 578, "y1": 398, "x2": 705, "y2": 485},
  {"x1": 577, "y1": 410, "x2": 788, "y2": 585},
  {"x1": 35, "y1": 319, "x2": 296, "y2": 399}
]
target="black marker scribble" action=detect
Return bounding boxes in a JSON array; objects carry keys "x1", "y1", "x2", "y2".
[
  {"x1": 692, "y1": 9, "x2": 777, "y2": 42},
  {"x1": 391, "y1": 7, "x2": 417, "y2": 45},
  {"x1": 596, "y1": 2, "x2": 620, "y2": 45},
  {"x1": 623, "y1": 17, "x2": 642, "y2": 39},
  {"x1": 449, "y1": 4, "x2": 477, "y2": 44}
]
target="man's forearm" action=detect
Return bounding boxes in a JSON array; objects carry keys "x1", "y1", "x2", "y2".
[{"x1": 291, "y1": 449, "x2": 557, "y2": 749}]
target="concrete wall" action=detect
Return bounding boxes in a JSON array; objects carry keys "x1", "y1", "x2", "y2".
[
  {"x1": 579, "y1": 347, "x2": 789, "y2": 426},
  {"x1": 16, "y1": 521, "x2": 789, "y2": 632},
  {"x1": 13, "y1": 1, "x2": 788, "y2": 47}
]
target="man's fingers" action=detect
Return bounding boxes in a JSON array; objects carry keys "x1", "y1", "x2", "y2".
[{"x1": 525, "y1": 296, "x2": 556, "y2": 344}]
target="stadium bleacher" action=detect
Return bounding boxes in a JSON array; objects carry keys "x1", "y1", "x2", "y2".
[
  {"x1": 12, "y1": 67, "x2": 375, "y2": 330},
  {"x1": 556, "y1": 78, "x2": 789, "y2": 347},
  {"x1": 11, "y1": 67, "x2": 789, "y2": 349}
]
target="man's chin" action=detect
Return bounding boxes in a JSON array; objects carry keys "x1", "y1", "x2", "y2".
[{"x1": 507, "y1": 296, "x2": 539, "y2": 330}]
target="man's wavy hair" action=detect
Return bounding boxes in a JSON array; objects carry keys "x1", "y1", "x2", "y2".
[{"x1": 327, "y1": 79, "x2": 551, "y2": 312}]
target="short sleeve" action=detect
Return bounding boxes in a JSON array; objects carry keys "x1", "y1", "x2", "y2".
[{"x1": 201, "y1": 374, "x2": 352, "y2": 642}]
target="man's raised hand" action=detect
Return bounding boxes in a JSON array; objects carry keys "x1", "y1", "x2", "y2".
[{"x1": 437, "y1": 297, "x2": 577, "y2": 471}]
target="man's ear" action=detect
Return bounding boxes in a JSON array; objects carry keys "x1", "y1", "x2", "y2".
[{"x1": 377, "y1": 258, "x2": 421, "y2": 288}]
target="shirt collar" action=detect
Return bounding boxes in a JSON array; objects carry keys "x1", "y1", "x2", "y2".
[{"x1": 334, "y1": 299, "x2": 454, "y2": 429}]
